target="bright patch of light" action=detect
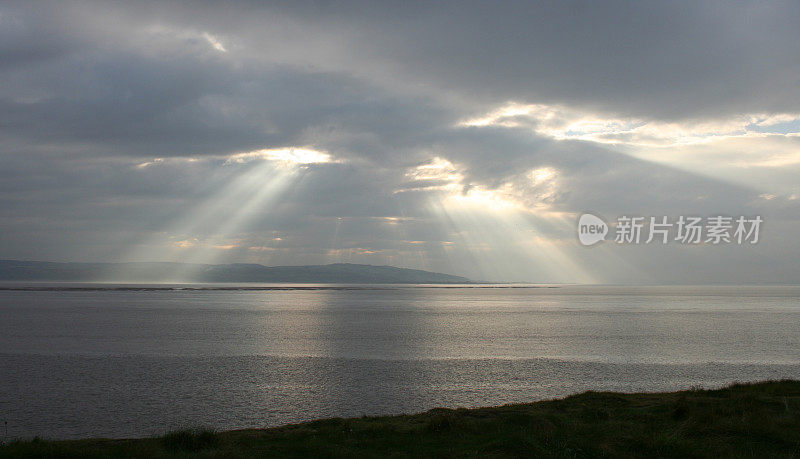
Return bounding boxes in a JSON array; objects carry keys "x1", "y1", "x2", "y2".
[
  {"x1": 460, "y1": 103, "x2": 538, "y2": 127},
  {"x1": 131, "y1": 148, "x2": 334, "y2": 171},
  {"x1": 446, "y1": 184, "x2": 520, "y2": 210},
  {"x1": 529, "y1": 167, "x2": 555, "y2": 184},
  {"x1": 142, "y1": 25, "x2": 231, "y2": 55},
  {"x1": 210, "y1": 244, "x2": 237, "y2": 250},
  {"x1": 400, "y1": 157, "x2": 560, "y2": 211},
  {"x1": 459, "y1": 102, "x2": 800, "y2": 147},
  {"x1": 134, "y1": 157, "x2": 199, "y2": 169},
  {"x1": 404, "y1": 157, "x2": 461, "y2": 183},
  {"x1": 226, "y1": 147, "x2": 332, "y2": 165},
  {"x1": 173, "y1": 238, "x2": 198, "y2": 249},
  {"x1": 202, "y1": 32, "x2": 227, "y2": 52},
  {"x1": 731, "y1": 151, "x2": 800, "y2": 168},
  {"x1": 136, "y1": 158, "x2": 165, "y2": 169}
]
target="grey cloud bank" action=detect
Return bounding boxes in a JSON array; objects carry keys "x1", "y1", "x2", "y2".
[{"x1": 1, "y1": 0, "x2": 799, "y2": 283}]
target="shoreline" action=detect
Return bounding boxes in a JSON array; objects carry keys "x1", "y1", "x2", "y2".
[{"x1": 3, "y1": 380, "x2": 798, "y2": 457}]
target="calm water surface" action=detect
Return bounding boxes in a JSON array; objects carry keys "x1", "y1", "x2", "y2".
[{"x1": 1, "y1": 284, "x2": 799, "y2": 439}]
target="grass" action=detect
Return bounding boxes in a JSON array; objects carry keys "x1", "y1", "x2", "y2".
[{"x1": 2, "y1": 380, "x2": 799, "y2": 458}]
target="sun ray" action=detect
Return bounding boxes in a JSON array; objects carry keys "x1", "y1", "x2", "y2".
[
  {"x1": 401, "y1": 157, "x2": 599, "y2": 283},
  {"x1": 115, "y1": 148, "x2": 330, "y2": 281}
]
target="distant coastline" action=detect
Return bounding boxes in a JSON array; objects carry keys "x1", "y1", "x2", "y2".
[{"x1": 0, "y1": 259, "x2": 472, "y2": 284}]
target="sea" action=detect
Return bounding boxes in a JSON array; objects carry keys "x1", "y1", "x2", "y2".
[{"x1": 1, "y1": 284, "x2": 798, "y2": 439}]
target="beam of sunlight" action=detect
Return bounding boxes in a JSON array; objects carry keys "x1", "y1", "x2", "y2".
[
  {"x1": 139, "y1": 160, "x2": 279, "y2": 258},
  {"x1": 429, "y1": 193, "x2": 596, "y2": 283},
  {"x1": 170, "y1": 168, "x2": 301, "y2": 279},
  {"x1": 115, "y1": 149, "x2": 327, "y2": 281},
  {"x1": 400, "y1": 156, "x2": 599, "y2": 283}
]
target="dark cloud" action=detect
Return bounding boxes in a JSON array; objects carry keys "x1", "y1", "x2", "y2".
[
  {"x1": 107, "y1": 0, "x2": 800, "y2": 119},
  {"x1": 0, "y1": 0, "x2": 798, "y2": 282}
]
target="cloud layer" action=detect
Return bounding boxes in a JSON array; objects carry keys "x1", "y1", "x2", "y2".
[{"x1": 1, "y1": 0, "x2": 799, "y2": 283}]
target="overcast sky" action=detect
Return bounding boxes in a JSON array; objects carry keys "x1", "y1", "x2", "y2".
[{"x1": 1, "y1": 0, "x2": 799, "y2": 283}]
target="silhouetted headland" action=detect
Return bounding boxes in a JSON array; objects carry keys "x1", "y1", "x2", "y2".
[{"x1": 0, "y1": 260, "x2": 472, "y2": 284}]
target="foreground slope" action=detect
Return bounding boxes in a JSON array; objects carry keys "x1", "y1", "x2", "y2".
[{"x1": 2, "y1": 380, "x2": 799, "y2": 458}]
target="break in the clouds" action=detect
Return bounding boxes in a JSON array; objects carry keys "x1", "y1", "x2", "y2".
[{"x1": 1, "y1": 0, "x2": 799, "y2": 283}]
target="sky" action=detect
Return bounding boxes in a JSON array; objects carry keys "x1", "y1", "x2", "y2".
[{"x1": 1, "y1": 0, "x2": 799, "y2": 283}]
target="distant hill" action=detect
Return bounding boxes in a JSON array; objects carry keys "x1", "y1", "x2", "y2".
[{"x1": 0, "y1": 260, "x2": 471, "y2": 284}]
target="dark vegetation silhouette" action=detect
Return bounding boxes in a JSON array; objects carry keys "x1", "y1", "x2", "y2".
[{"x1": 2, "y1": 380, "x2": 798, "y2": 457}]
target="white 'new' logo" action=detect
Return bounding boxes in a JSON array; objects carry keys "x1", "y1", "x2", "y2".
[{"x1": 578, "y1": 213, "x2": 608, "y2": 246}]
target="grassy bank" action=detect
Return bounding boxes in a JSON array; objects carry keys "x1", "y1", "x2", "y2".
[{"x1": 2, "y1": 380, "x2": 799, "y2": 458}]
